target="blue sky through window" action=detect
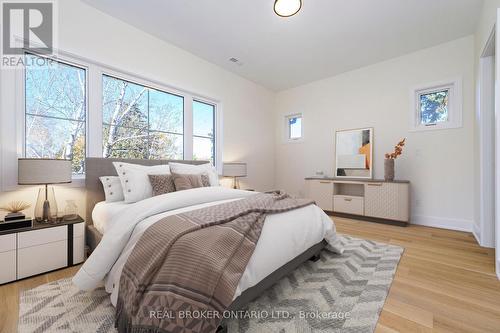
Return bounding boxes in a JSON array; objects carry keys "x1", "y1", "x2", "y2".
[
  {"x1": 289, "y1": 116, "x2": 302, "y2": 139},
  {"x1": 193, "y1": 100, "x2": 215, "y2": 164}
]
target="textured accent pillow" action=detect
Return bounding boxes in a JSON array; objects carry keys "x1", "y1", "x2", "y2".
[
  {"x1": 169, "y1": 162, "x2": 219, "y2": 186},
  {"x1": 148, "y1": 174, "x2": 176, "y2": 197},
  {"x1": 200, "y1": 173, "x2": 211, "y2": 187},
  {"x1": 172, "y1": 173, "x2": 210, "y2": 191},
  {"x1": 99, "y1": 176, "x2": 125, "y2": 202},
  {"x1": 113, "y1": 162, "x2": 171, "y2": 203}
]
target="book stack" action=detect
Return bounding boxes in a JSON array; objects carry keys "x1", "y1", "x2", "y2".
[{"x1": 0, "y1": 218, "x2": 33, "y2": 232}]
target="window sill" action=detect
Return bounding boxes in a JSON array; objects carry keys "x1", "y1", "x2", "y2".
[
  {"x1": 409, "y1": 123, "x2": 462, "y2": 132},
  {"x1": 66, "y1": 177, "x2": 85, "y2": 188},
  {"x1": 283, "y1": 138, "x2": 304, "y2": 144},
  {"x1": 1, "y1": 177, "x2": 85, "y2": 192}
]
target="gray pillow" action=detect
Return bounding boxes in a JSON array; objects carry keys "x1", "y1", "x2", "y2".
[
  {"x1": 172, "y1": 172, "x2": 210, "y2": 191},
  {"x1": 148, "y1": 174, "x2": 176, "y2": 196}
]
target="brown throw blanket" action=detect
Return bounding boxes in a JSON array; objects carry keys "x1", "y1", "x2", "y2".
[{"x1": 116, "y1": 192, "x2": 314, "y2": 333}]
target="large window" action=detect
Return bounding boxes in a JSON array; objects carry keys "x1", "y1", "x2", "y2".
[
  {"x1": 25, "y1": 53, "x2": 87, "y2": 174},
  {"x1": 21, "y1": 52, "x2": 220, "y2": 183},
  {"x1": 193, "y1": 100, "x2": 216, "y2": 164},
  {"x1": 102, "y1": 75, "x2": 184, "y2": 159}
]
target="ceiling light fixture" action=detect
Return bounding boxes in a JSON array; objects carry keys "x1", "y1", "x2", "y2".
[{"x1": 274, "y1": 0, "x2": 302, "y2": 17}]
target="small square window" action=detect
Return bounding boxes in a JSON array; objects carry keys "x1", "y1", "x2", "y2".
[
  {"x1": 419, "y1": 89, "x2": 449, "y2": 125},
  {"x1": 410, "y1": 79, "x2": 462, "y2": 131},
  {"x1": 285, "y1": 114, "x2": 302, "y2": 141}
]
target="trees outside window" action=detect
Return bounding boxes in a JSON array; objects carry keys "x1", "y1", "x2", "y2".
[
  {"x1": 102, "y1": 75, "x2": 184, "y2": 160},
  {"x1": 193, "y1": 100, "x2": 215, "y2": 165},
  {"x1": 25, "y1": 53, "x2": 87, "y2": 174},
  {"x1": 23, "y1": 53, "x2": 220, "y2": 177},
  {"x1": 419, "y1": 90, "x2": 449, "y2": 125},
  {"x1": 411, "y1": 79, "x2": 462, "y2": 131}
]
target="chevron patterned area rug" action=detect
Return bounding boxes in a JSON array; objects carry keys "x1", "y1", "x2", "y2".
[{"x1": 18, "y1": 235, "x2": 403, "y2": 333}]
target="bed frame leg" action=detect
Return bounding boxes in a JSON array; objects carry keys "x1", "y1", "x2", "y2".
[
  {"x1": 216, "y1": 324, "x2": 227, "y2": 333},
  {"x1": 309, "y1": 253, "x2": 321, "y2": 262}
]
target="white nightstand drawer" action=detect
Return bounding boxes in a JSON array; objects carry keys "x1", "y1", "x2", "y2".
[
  {"x1": 73, "y1": 236, "x2": 85, "y2": 264},
  {"x1": 0, "y1": 234, "x2": 16, "y2": 252},
  {"x1": 334, "y1": 195, "x2": 364, "y2": 215},
  {"x1": 73, "y1": 222, "x2": 85, "y2": 238},
  {"x1": 18, "y1": 226, "x2": 67, "y2": 248},
  {"x1": 0, "y1": 250, "x2": 16, "y2": 284},
  {"x1": 17, "y1": 240, "x2": 67, "y2": 279}
]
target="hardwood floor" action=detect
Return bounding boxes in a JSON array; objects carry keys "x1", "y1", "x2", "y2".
[
  {"x1": 0, "y1": 265, "x2": 81, "y2": 333},
  {"x1": 334, "y1": 217, "x2": 500, "y2": 333},
  {"x1": 1, "y1": 218, "x2": 499, "y2": 333}
]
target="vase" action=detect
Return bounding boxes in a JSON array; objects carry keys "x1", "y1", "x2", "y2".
[
  {"x1": 384, "y1": 158, "x2": 395, "y2": 181},
  {"x1": 63, "y1": 200, "x2": 78, "y2": 221}
]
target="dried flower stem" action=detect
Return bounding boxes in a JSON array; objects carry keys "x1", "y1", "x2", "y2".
[{"x1": 385, "y1": 138, "x2": 406, "y2": 160}]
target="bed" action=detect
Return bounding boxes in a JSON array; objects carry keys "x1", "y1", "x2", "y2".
[{"x1": 75, "y1": 157, "x2": 340, "y2": 332}]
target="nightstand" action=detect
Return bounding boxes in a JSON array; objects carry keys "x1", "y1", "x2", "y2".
[{"x1": 0, "y1": 216, "x2": 85, "y2": 284}]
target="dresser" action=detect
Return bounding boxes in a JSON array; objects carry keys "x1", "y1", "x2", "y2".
[
  {"x1": 0, "y1": 217, "x2": 85, "y2": 284},
  {"x1": 305, "y1": 178, "x2": 410, "y2": 225}
]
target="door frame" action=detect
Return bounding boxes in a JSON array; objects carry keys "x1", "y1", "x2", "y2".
[
  {"x1": 495, "y1": 10, "x2": 500, "y2": 279},
  {"x1": 477, "y1": 27, "x2": 495, "y2": 249}
]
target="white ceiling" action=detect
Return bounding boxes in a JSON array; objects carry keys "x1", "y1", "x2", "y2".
[{"x1": 82, "y1": 0, "x2": 483, "y2": 91}]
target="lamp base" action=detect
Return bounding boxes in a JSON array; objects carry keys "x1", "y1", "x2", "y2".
[
  {"x1": 232, "y1": 177, "x2": 240, "y2": 190},
  {"x1": 34, "y1": 186, "x2": 58, "y2": 223}
]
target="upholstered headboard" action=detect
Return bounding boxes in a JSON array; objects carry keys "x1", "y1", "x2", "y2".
[{"x1": 85, "y1": 157, "x2": 208, "y2": 226}]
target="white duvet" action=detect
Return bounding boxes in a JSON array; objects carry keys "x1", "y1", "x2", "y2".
[{"x1": 73, "y1": 187, "x2": 341, "y2": 306}]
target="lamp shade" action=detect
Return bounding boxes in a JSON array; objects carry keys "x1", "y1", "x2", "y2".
[
  {"x1": 18, "y1": 158, "x2": 72, "y2": 185},
  {"x1": 222, "y1": 162, "x2": 247, "y2": 177}
]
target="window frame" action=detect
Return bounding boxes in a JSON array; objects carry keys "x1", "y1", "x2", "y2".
[
  {"x1": 192, "y1": 99, "x2": 217, "y2": 165},
  {"x1": 410, "y1": 78, "x2": 462, "y2": 132},
  {"x1": 23, "y1": 52, "x2": 89, "y2": 176},
  {"x1": 8, "y1": 48, "x2": 222, "y2": 189},
  {"x1": 101, "y1": 73, "x2": 186, "y2": 160},
  {"x1": 284, "y1": 113, "x2": 303, "y2": 143}
]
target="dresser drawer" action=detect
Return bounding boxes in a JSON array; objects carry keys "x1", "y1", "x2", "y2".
[
  {"x1": 364, "y1": 183, "x2": 409, "y2": 222},
  {"x1": 0, "y1": 234, "x2": 16, "y2": 252},
  {"x1": 334, "y1": 195, "x2": 364, "y2": 215},
  {"x1": 18, "y1": 226, "x2": 67, "y2": 248},
  {"x1": 17, "y1": 240, "x2": 67, "y2": 279},
  {"x1": 305, "y1": 179, "x2": 334, "y2": 211},
  {"x1": 0, "y1": 250, "x2": 16, "y2": 284}
]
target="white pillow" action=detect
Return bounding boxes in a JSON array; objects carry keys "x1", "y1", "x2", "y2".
[
  {"x1": 99, "y1": 176, "x2": 125, "y2": 203},
  {"x1": 169, "y1": 162, "x2": 219, "y2": 186},
  {"x1": 113, "y1": 162, "x2": 171, "y2": 203}
]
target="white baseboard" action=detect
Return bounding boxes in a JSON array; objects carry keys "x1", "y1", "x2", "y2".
[
  {"x1": 497, "y1": 260, "x2": 500, "y2": 281},
  {"x1": 411, "y1": 215, "x2": 473, "y2": 232},
  {"x1": 472, "y1": 223, "x2": 481, "y2": 245}
]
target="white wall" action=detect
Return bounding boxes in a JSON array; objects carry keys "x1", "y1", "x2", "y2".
[
  {"x1": 274, "y1": 36, "x2": 475, "y2": 232},
  {"x1": 0, "y1": 0, "x2": 276, "y2": 220}
]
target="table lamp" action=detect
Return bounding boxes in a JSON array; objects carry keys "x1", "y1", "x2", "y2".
[
  {"x1": 222, "y1": 162, "x2": 247, "y2": 189},
  {"x1": 18, "y1": 158, "x2": 72, "y2": 223}
]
